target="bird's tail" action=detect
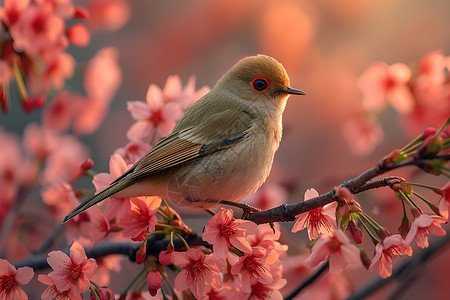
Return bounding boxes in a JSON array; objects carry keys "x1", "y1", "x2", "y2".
[{"x1": 63, "y1": 180, "x2": 132, "y2": 223}]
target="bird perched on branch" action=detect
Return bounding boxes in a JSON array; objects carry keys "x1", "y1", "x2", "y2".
[{"x1": 64, "y1": 55, "x2": 305, "y2": 223}]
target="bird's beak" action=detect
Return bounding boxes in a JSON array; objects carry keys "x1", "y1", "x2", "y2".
[{"x1": 281, "y1": 87, "x2": 306, "y2": 95}]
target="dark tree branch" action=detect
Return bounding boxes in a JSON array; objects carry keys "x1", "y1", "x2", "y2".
[
  {"x1": 284, "y1": 261, "x2": 329, "y2": 300},
  {"x1": 13, "y1": 233, "x2": 205, "y2": 270}
]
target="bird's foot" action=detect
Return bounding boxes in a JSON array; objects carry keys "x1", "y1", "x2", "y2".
[{"x1": 218, "y1": 200, "x2": 261, "y2": 220}]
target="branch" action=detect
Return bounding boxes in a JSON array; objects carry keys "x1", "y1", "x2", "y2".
[
  {"x1": 248, "y1": 169, "x2": 404, "y2": 225},
  {"x1": 13, "y1": 233, "x2": 205, "y2": 270}
]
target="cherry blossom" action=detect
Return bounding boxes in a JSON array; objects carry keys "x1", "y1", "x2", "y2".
[
  {"x1": 405, "y1": 214, "x2": 446, "y2": 248},
  {"x1": 90, "y1": 255, "x2": 122, "y2": 287},
  {"x1": 126, "y1": 75, "x2": 208, "y2": 142},
  {"x1": 231, "y1": 246, "x2": 278, "y2": 293},
  {"x1": 40, "y1": 180, "x2": 79, "y2": 219},
  {"x1": 203, "y1": 208, "x2": 257, "y2": 260},
  {"x1": 47, "y1": 241, "x2": 97, "y2": 296},
  {"x1": 0, "y1": 259, "x2": 34, "y2": 300},
  {"x1": 369, "y1": 234, "x2": 413, "y2": 278},
  {"x1": 119, "y1": 196, "x2": 162, "y2": 241},
  {"x1": 438, "y1": 182, "x2": 450, "y2": 220},
  {"x1": 23, "y1": 123, "x2": 58, "y2": 159},
  {"x1": 358, "y1": 61, "x2": 414, "y2": 114},
  {"x1": 292, "y1": 188, "x2": 338, "y2": 240},
  {"x1": 83, "y1": 0, "x2": 131, "y2": 32},
  {"x1": 42, "y1": 134, "x2": 89, "y2": 184},
  {"x1": 93, "y1": 153, "x2": 132, "y2": 221},
  {"x1": 242, "y1": 182, "x2": 288, "y2": 211},
  {"x1": 73, "y1": 47, "x2": 122, "y2": 135},
  {"x1": 342, "y1": 114, "x2": 384, "y2": 156},
  {"x1": 38, "y1": 274, "x2": 81, "y2": 300},
  {"x1": 9, "y1": 1, "x2": 66, "y2": 57},
  {"x1": 172, "y1": 248, "x2": 221, "y2": 299},
  {"x1": 305, "y1": 229, "x2": 361, "y2": 274},
  {"x1": 127, "y1": 84, "x2": 184, "y2": 142},
  {"x1": 42, "y1": 91, "x2": 73, "y2": 132},
  {"x1": 114, "y1": 140, "x2": 152, "y2": 165}
]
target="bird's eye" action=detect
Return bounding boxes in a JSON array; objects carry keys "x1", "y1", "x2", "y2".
[{"x1": 251, "y1": 77, "x2": 270, "y2": 92}]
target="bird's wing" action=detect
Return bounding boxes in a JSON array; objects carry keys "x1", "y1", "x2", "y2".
[
  {"x1": 117, "y1": 109, "x2": 254, "y2": 182},
  {"x1": 63, "y1": 109, "x2": 253, "y2": 223}
]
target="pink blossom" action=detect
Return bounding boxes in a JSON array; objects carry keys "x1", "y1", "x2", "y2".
[
  {"x1": 172, "y1": 248, "x2": 221, "y2": 299},
  {"x1": 119, "y1": 196, "x2": 162, "y2": 241},
  {"x1": 247, "y1": 223, "x2": 287, "y2": 259},
  {"x1": 358, "y1": 61, "x2": 414, "y2": 114},
  {"x1": 146, "y1": 271, "x2": 162, "y2": 296},
  {"x1": 38, "y1": 274, "x2": 81, "y2": 300},
  {"x1": 42, "y1": 51, "x2": 75, "y2": 91},
  {"x1": 42, "y1": 134, "x2": 89, "y2": 184},
  {"x1": 0, "y1": 259, "x2": 34, "y2": 300},
  {"x1": 242, "y1": 182, "x2": 288, "y2": 211},
  {"x1": 127, "y1": 85, "x2": 183, "y2": 142},
  {"x1": 126, "y1": 75, "x2": 208, "y2": 142},
  {"x1": 405, "y1": 52, "x2": 450, "y2": 134},
  {"x1": 114, "y1": 140, "x2": 152, "y2": 165},
  {"x1": 23, "y1": 123, "x2": 57, "y2": 159},
  {"x1": 405, "y1": 214, "x2": 446, "y2": 248},
  {"x1": 342, "y1": 115, "x2": 384, "y2": 156},
  {"x1": 83, "y1": 47, "x2": 121, "y2": 104},
  {"x1": 90, "y1": 255, "x2": 122, "y2": 287},
  {"x1": 92, "y1": 153, "x2": 132, "y2": 221},
  {"x1": 47, "y1": 241, "x2": 97, "y2": 296},
  {"x1": 9, "y1": 2, "x2": 66, "y2": 57},
  {"x1": 84, "y1": 0, "x2": 131, "y2": 32},
  {"x1": 63, "y1": 192, "x2": 110, "y2": 247},
  {"x1": 230, "y1": 247, "x2": 278, "y2": 293},
  {"x1": 66, "y1": 24, "x2": 90, "y2": 47},
  {"x1": 0, "y1": 0, "x2": 30, "y2": 26},
  {"x1": 438, "y1": 182, "x2": 450, "y2": 220},
  {"x1": 292, "y1": 188, "x2": 338, "y2": 240},
  {"x1": 369, "y1": 234, "x2": 413, "y2": 278},
  {"x1": 203, "y1": 208, "x2": 257, "y2": 260},
  {"x1": 305, "y1": 229, "x2": 361, "y2": 274},
  {"x1": 42, "y1": 91, "x2": 73, "y2": 132},
  {"x1": 40, "y1": 180, "x2": 78, "y2": 219},
  {"x1": 0, "y1": 128, "x2": 23, "y2": 223},
  {"x1": 72, "y1": 47, "x2": 122, "y2": 135},
  {"x1": 159, "y1": 250, "x2": 173, "y2": 266},
  {"x1": 250, "y1": 264, "x2": 286, "y2": 300},
  {"x1": 162, "y1": 75, "x2": 209, "y2": 109}
]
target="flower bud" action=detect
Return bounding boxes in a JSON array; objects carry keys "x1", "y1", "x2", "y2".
[{"x1": 147, "y1": 271, "x2": 162, "y2": 297}]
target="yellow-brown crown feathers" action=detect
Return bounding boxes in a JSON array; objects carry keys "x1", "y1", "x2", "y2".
[{"x1": 217, "y1": 55, "x2": 304, "y2": 98}]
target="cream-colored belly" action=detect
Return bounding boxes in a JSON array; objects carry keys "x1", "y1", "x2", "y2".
[{"x1": 166, "y1": 134, "x2": 277, "y2": 208}]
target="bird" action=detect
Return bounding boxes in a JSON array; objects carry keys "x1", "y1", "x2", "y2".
[{"x1": 63, "y1": 55, "x2": 305, "y2": 223}]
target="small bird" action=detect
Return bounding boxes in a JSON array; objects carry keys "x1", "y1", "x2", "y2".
[{"x1": 63, "y1": 55, "x2": 305, "y2": 223}]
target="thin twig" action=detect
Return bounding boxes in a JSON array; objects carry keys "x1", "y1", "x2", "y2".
[{"x1": 284, "y1": 261, "x2": 329, "y2": 300}]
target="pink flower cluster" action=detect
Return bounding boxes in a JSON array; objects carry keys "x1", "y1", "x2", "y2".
[
  {"x1": 0, "y1": 242, "x2": 102, "y2": 299},
  {"x1": 290, "y1": 186, "x2": 448, "y2": 279},
  {"x1": 344, "y1": 51, "x2": 450, "y2": 156},
  {"x1": 166, "y1": 209, "x2": 287, "y2": 299},
  {"x1": 0, "y1": 0, "x2": 88, "y2": 112},
  {"x1": 127, "y1": 75, "x2": 209, "y2": 143}
]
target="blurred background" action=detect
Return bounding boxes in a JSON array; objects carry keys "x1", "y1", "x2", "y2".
[{"x1": 2, "y1": 0, "x2": 450, "y2": 298}]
